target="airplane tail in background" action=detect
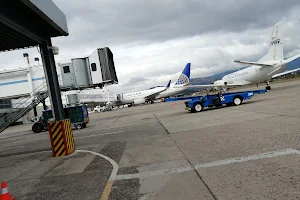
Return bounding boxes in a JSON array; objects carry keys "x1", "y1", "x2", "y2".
[
  {"x1": 259, "y1": 22, "x2": 283, "y2": 62},
  {"x1": 175, "y1": 63, "x2": 191, "y2": 85}
]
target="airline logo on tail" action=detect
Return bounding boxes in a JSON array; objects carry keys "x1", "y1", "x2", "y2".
[{"x1": 175, "y1": 63, "x2": 191, "y2": 85}]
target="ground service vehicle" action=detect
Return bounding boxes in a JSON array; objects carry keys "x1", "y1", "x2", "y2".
[
  {"x1": 32, "y1": 105, "x2": 89, "y2": 133},
  {"x1": 185, "y1": 90, "x2": 267, "y2": 113}
]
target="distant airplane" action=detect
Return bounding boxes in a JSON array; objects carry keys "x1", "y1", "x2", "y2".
[
  {"x1": 182, "y1": 22, "x2": 300, "y2": 91},
  {"x1": 114, "y1": 80, "x2": 171, "y2": 106},
  {"x1": 113, "y1": 63, "x2": 192, "y2": 106}
]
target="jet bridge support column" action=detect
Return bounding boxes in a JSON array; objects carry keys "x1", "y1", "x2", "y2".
[
  {"x1": 33, "y1": 106, "x2": 37, "y2": 117},
  {"x1": 39, "y1": 39, "x2": 75, "y2": 157},
  {"x1": 39, "y1": 39, "x2": 64, "y2": 121},
  {"x1": 42, "y1": 101, "x2": 47, "y2": 110}
]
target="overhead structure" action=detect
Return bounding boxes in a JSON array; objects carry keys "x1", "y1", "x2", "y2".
[{"x1": 0, "y1": 0, "x2": 69, "y2": 121}]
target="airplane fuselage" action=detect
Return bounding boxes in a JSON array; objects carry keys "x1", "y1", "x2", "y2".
[
  {"x1": 115, "y1": 86, "x2": 166, "y2": 105},
  {"x1": 220, "y1": 60, "x2": 286, "y2": 85}
]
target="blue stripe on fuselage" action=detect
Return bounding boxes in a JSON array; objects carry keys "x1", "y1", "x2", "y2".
[{"x1": 0, "y1": 77, "x2": 45, "y2": 86}]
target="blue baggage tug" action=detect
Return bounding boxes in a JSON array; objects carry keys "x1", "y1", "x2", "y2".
[{"x1": 184, "y1": 90, "x2": 267, "y2": 112}]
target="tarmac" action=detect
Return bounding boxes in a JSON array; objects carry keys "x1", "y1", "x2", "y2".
[{"x1": 0, "y1": 79, "x2": 300, "y2": 200}]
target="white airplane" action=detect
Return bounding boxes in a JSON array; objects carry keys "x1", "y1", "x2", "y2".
[
  {"x1": 183, "y1": 22, "x2": 300, "y2": 91},
  {"x1": 113, "y1": 63, "x2": 192, "y2": 106},
  {"x1": 114, "y1": 80, "x2": 171, "y2": 106}
]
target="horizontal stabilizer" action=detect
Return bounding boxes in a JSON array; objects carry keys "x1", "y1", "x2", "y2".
[
  {"x1": 234, "y1": 60, "x2": 273, "y2": 67},
  {"x1": 272, "y1": 68, "x2": 300, "y2": 79}
]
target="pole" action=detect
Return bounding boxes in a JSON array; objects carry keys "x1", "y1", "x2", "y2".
[
  {"x1": 27, "y1": 67, "x2": 34, "y2": 96},
  {"x1": 107, "y1": 90, "x2": 110, "y2": 103},
  {"x1": 39, "y1": 38, "x2": 64, "y2": 121},
  {"x1": 33, "y1": 106, "x2": 37, "y2": 117}
]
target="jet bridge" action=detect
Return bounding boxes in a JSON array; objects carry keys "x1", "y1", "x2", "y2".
[
  {"x1": 0, "y1": 0, "x2": 68, "y2": 132},
  {"x1": 0, "y1": 1, "x2": 119, "y2": 132}
]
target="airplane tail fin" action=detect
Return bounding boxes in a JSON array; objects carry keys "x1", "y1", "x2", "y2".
[
  {"x1": 259, "y1": 22, "x2": 283, "y2": 62},
  {"x1": 175, "y1": 63, "x2": 191, "y2": 85}
]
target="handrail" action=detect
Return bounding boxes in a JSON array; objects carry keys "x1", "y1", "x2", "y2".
[{"x1": 0, "y1": 81, "x2": 50, "y2": 133}]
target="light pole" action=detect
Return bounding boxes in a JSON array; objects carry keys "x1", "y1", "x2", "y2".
[{"x1": 107, "y1": 90, "x2": 110, "y2": 103}]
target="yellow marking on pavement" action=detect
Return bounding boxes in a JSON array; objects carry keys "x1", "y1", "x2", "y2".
[
  {"x1": 100, "y1": 180, "x2": 113, "y2": 200},
  {"x1": 76, "y1": 150, "x2": 119, "y2": 200}
]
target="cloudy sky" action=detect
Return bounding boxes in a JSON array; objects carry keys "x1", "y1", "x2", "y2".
[{"x1": 1, "y1": 0, "x2": 300, "y2": 93}]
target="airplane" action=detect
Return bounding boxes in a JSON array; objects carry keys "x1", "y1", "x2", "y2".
[
  {"x1": 181, "y1": 22, "x2": 300, "y2": 91},
  {"x1": 113, "y1": 80, "x2": 171, "y2": 106},
  {"x1": 155, "y1": 63, "x2": 191, "y2": 99},
  {"x1": 111, "y1": 63, "x2": 192, "y2": 106}
]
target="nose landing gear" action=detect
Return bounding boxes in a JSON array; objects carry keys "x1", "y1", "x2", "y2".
[{"x1": 266, "y1": 81, "x2": 271, "y2": 90}]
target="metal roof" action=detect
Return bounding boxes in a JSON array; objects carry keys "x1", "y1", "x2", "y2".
[{"x1": 0, "y1": 0, "x2": 68, "y2": 52}]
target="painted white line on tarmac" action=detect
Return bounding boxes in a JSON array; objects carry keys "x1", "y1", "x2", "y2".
[
  {"x1": 4, "y1": 131, "x2": 124, "y2": 145},
  {"x1": 115, "y1": 165, "x2": 193, "y2": 181},
  {"x1": 0, "y1": 145, "x2": 25, "y2": 151},
  {"x1": 76, "y1": 150, "x2": 119, "y2": 200},
  {"x1": 194, "y1": 148, "x2": 300, "y2": 169},
  {"x1": 75, "y1": 131, "x2": 124, "y2": 140},
  {"x1": 5, "y1": 137, "x2": 48, "y2": 145},
  {"x1": 116, "y1": 149, "x2": 300, "y2": 180}
]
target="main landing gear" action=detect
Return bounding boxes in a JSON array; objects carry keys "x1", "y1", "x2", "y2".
[{"x1": 266, "y1": 81, "x2": 271, "y2": 90}]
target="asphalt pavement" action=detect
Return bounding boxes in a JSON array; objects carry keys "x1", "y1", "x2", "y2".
[{"x1": 0, "y1": 79, "x2": 300, "y2": 200}]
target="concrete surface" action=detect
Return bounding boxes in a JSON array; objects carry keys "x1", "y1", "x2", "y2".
[{"x1": 0, "y1": 79, "x2": 299, "y2": 199}]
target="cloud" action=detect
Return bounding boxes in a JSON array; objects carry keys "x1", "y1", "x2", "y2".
[{"x1": 0, "y1": 0, "x2": 300, "y2": 94}]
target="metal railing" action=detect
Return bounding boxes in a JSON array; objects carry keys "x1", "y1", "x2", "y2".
[{"x1": 0, "y1": 82, "x2": 49, "y2": 133}]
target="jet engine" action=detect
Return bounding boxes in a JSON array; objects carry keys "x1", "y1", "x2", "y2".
[{"x1": 213, "y1": 80, "x2": 227, "y2": 86}]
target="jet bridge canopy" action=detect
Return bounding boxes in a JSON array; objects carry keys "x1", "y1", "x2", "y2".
[
  {"x1": 0, "y1": 0, "x2": 68, "y2": 121},
  {"x1": 0, "y1": 0, "x2": 68, "y2": 52}
]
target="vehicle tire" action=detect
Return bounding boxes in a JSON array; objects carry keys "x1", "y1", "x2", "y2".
[
  {"x1": 193, "y1": 103, "x2": 203, "y2": 112},
  {"x1": 94, "y1": 110, "x2": 98, "y2": 113},
  {"x1": 82, "y1": 123, "x2": 87, "y2": 128},
  {"x1": 32, "y1": 122, "x2": 44, "y2": 133},
  {"x1": 233, "y1": 96, "x2": 243, "y2": 106},
  {"x1": 266, "y1": 85, "x2": 271, "y2": 90},
  {"x1": 75, "y1": 123, "x2": 83, "y2": 129}
]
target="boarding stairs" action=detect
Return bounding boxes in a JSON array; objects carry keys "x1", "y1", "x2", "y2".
[{"x1": 0, "y1": 82, "x2": 49, "y2": 133}]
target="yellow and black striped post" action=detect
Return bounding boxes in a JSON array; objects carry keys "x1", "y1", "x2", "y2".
[{"x1": 48, "y1": 119, "x2": 75, "y2": 157}]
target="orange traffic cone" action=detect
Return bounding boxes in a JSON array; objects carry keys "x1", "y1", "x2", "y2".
[{"x1": 0, "y1": 182, "x2": 15, "y2": 200}]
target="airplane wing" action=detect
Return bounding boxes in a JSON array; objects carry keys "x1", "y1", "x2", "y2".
[
  {"x1": 234, "y1": 60, "x2": 273, "y2": 67},
  {"x1": 284, "y1": 53, "x2": 300, "y2": 63},
  {"x1": 272, "y1": 68, "x2": 300, "y2": 79},
  {"x1": 145, "y1": 80, "x2": 171, "y2": 99},
  {"x1": 174, "y1": 83, "x2": 243, "y2": 89}
]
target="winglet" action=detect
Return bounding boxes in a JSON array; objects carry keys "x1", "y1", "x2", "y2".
[{"x1": 166, "y1": 80, "x2": 171, "y2": 88}]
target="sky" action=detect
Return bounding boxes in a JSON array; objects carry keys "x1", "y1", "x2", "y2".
[{"x1": 0, "y1": 0, "x2": 300, "y2": 94}]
